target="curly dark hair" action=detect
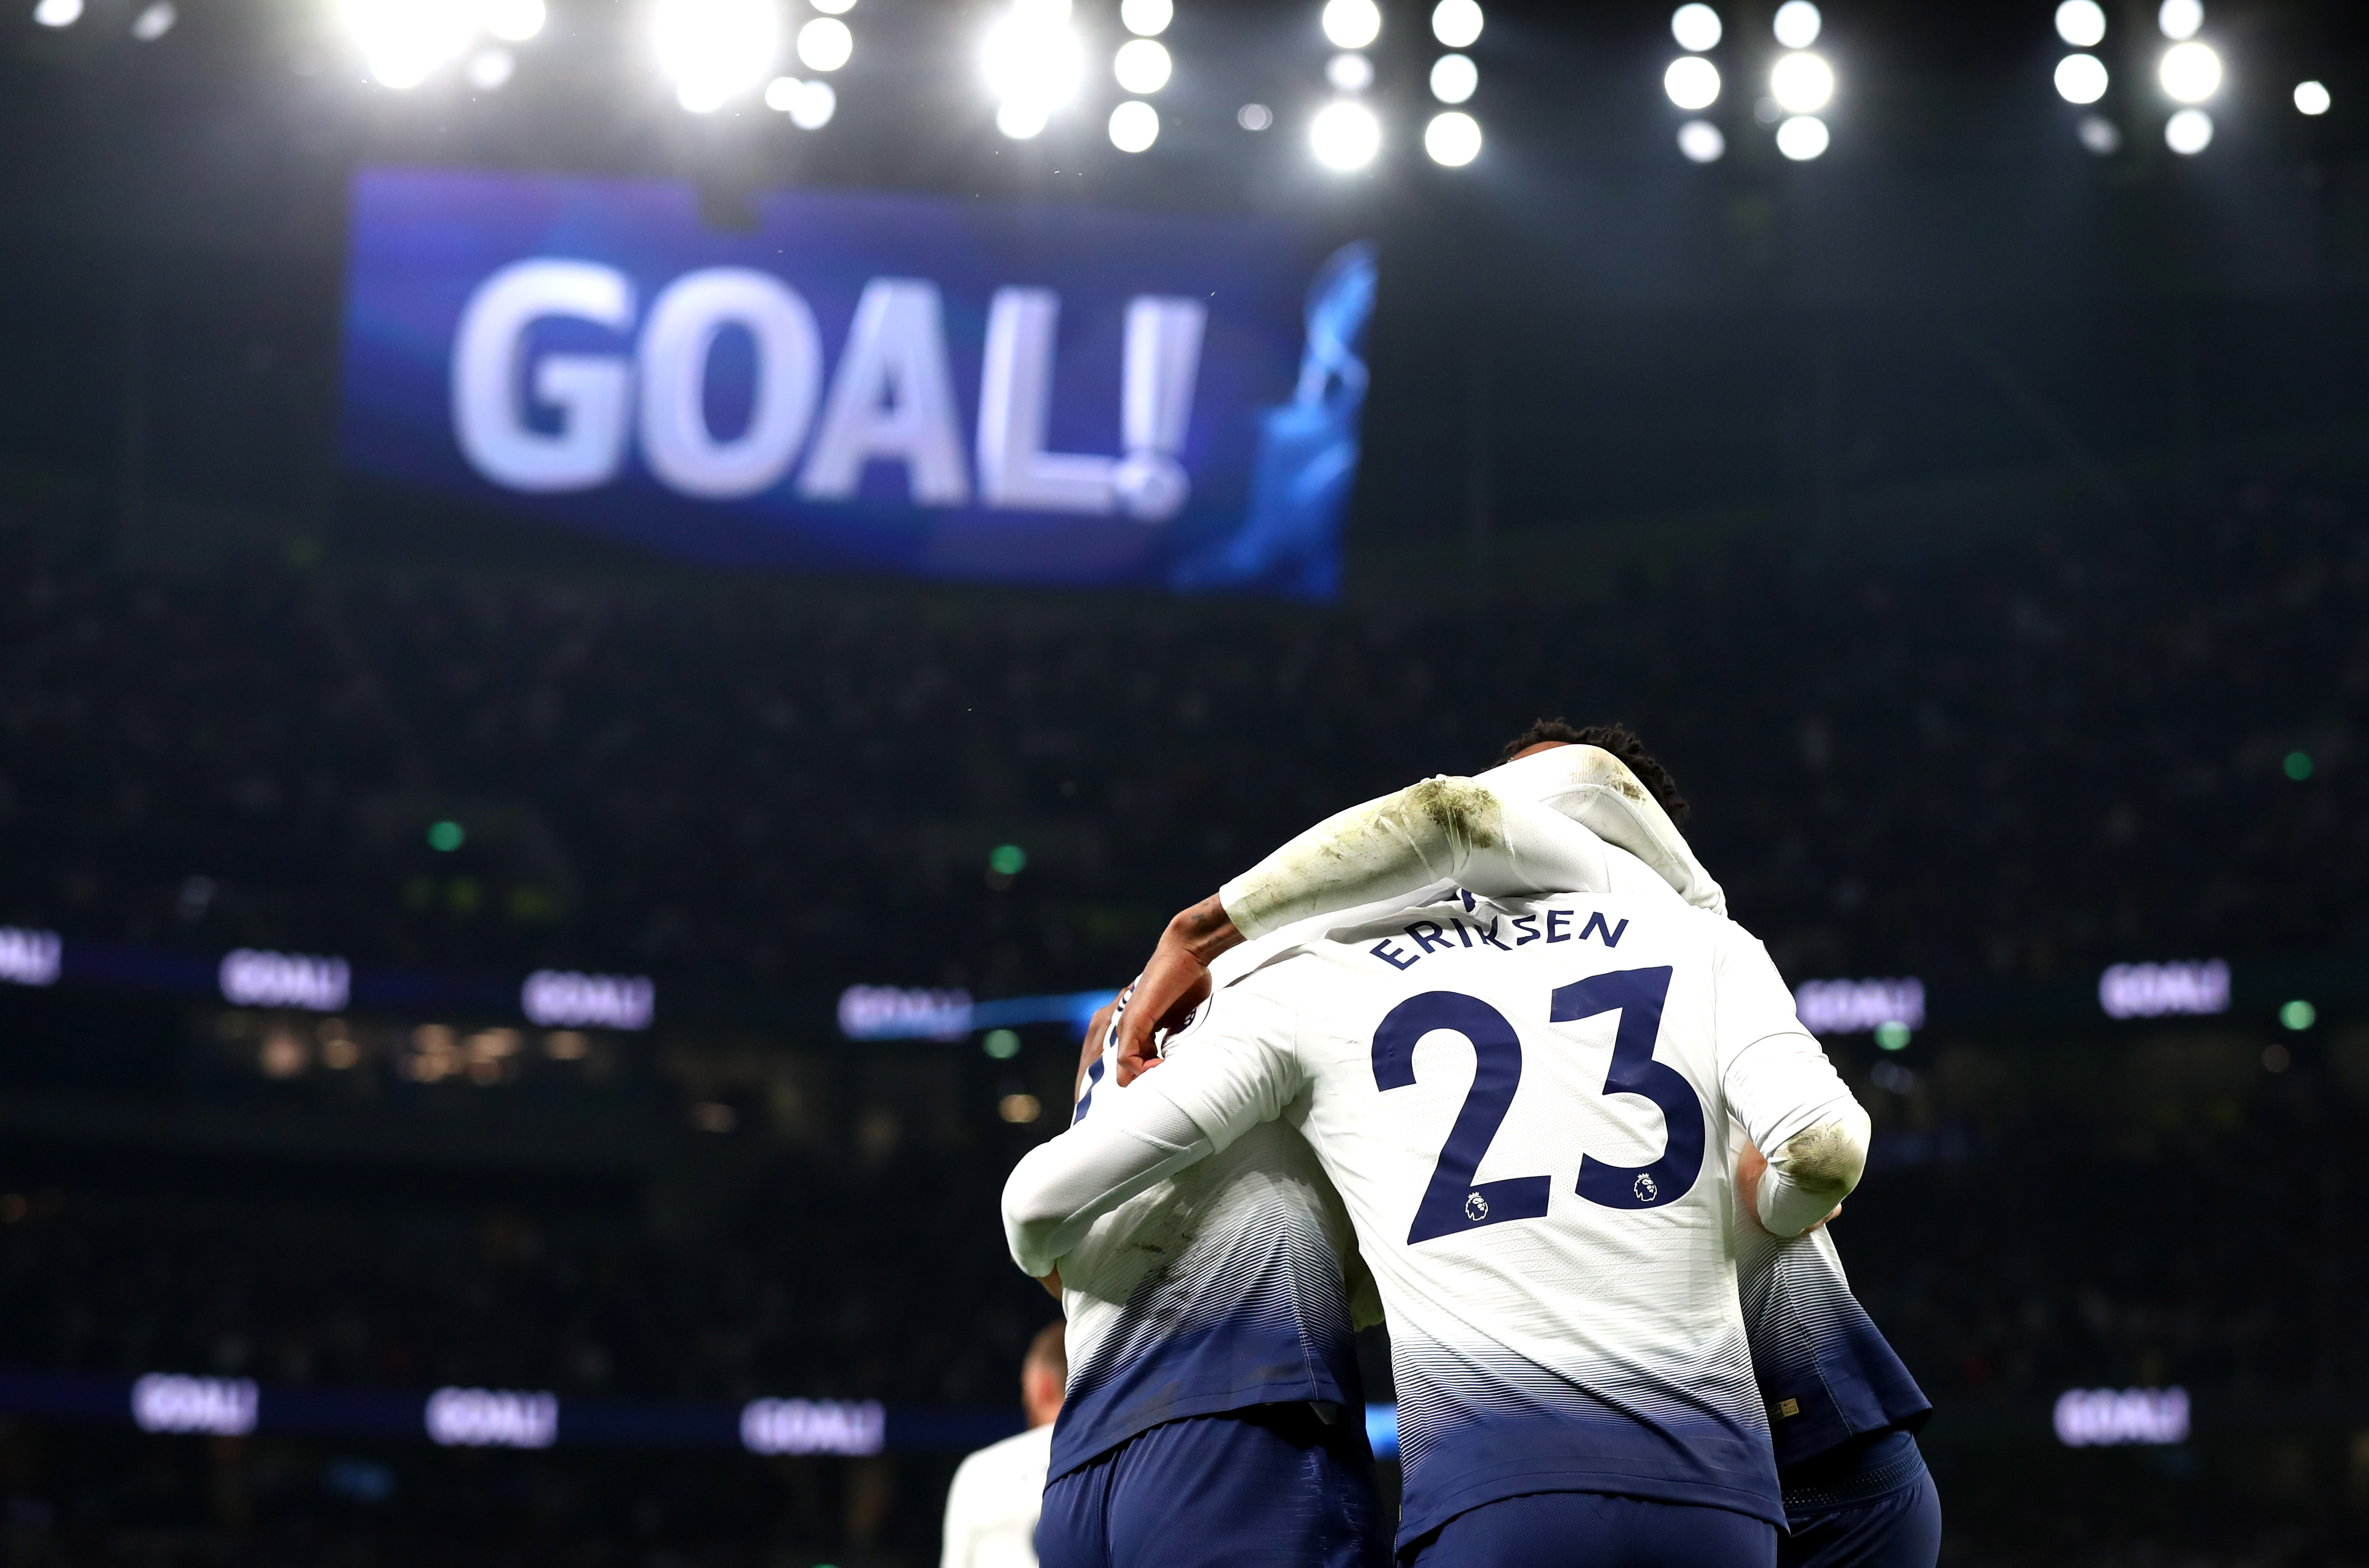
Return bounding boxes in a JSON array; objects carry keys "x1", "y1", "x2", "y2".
[{"x1": 1495, "y1": 720, "x2": 1690, "y2": 824}]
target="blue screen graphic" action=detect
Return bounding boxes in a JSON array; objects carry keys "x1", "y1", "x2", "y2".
[{"x1": 339, "y1": 168, "x2": 1373, "y2": 598}]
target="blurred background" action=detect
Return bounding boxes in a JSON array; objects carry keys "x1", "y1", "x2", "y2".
[{"x1": 2, "y1": 0, "x2": 2368, "y2": 1561}]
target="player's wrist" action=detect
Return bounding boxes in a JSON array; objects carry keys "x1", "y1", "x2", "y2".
[{"x1": 1165, "y1": 895, "x2": 1244, "y2": 967}]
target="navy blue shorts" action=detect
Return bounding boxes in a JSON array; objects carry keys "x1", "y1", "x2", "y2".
[
  {"x1": 1037, "y1": 1401, "x2": 1388, "y2": 1568},
  {"x1": 1406, "y1": 1490, "x2": 1778, "y2": 1567},
  {"x1": 1780, "y1": 1430, "x2": 1942, "y2": 1568}
]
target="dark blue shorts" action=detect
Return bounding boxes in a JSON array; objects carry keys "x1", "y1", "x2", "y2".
[
  {"x1": 1037, "y1": 1401, "x2": 1388, "y2": 1568},
  {"x1": 1780, "y1": 1430, "x2": 1942, "y2": 1568},
  {"x1": 1406, "y1": 1490, "x2": 1778, "y2": 1567}
]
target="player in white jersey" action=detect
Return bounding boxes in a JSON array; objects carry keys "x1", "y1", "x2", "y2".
[
  {"x1": 1027, "y1": 992, "x2": 1390, "y2": 1567},
  {"x1": 1108, "y1": 725, "x2": 1938, "y2": 1568},
  {"x1": 942, "y1": 1323, "x2": 1066, "y2": 1568},
  {"x1": 1004, "y1": 771, "x2": 1871, "y2": 1563}
]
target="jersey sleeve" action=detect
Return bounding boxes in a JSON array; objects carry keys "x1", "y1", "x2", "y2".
[
  {"x1": 1133, "y1": 971, "x2": 1310, "y2": 1149},
  {"x1": 1218, "y1": 779, "x2": 1616, "y2": 939},
  {"x1": 998, "y1": 974, "x2": 1306, "y2": 1279},
  {"x1": 1710, "y1": 920, "x2": 1870, "y2": 1234}
]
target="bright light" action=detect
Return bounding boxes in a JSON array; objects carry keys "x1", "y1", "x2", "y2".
[
  {"x1": 1670, "y1": 3, "x2": 1719, "y2": 52},
  {"x1": 130, "y1": 1, "x2": 174, "y2": 41},
  {"x1": 1770, "y1": 51, "x2": 1833, "y2": 113},
  {"x1": 1310, "y1": 97, "x2": 1381, "y2": 169},
  {"x1": 31, "y1": 0, "x2": 80, "y2": 26},
  {"x1": 2077, "y1": 113, "x2": 2121, "y2": 153},
  {"x1": 1664, "y1": 56, "x2": 1719, "y2": 110},
  {"x1": 2157, "y1": 0, "x2": 2200, "y2": 41},
  {"x1": 765, "y1": 75, "x2": 837, "y2": 126},
  {"x1": 2164, "y1": 107, "x2": 2212, "y2": 152},
  {"x1": 345, "y1": 0, "x2": 477, "y2": 88},
  {"x1": 1775, "y1": 114, "x2": 1829, "y2": 159},
  {"x1": 798, "y1": 16, "x2": 852, "y2": 71},
  {"x1": 1772, "y1": 0, "x2": 1819, "y2": 48},
  {"x1": 1431, "y1": 0, "x2": 1481, "y2": 48},
  {"x1": 1120, "y1": 0, "x2": 1171, "y2": 35},
  {"x1": 2054, "y1": 0, "x2": 2104, "y2": 47},
  {"x1": 1327, "y1": 51, "x2": 1373, "y2": 91},
  {"x1": 2281, "y1": 998, "x2": 2317, "y2": 1031},
  {"x1": 1238, "y1": 102, "x2": 1272, "y2": 129},
  {"x1": 1430, "y1": 52, "x2": 1476, "y2": 103},
  {"x1": 982, "y1": 5, "x2": 1084, "y2": 119},
  {"x1": 2295, "y1": 80, "x2": 2331, "y2": 116},
  {"x1": 2159, "y1": 41, "x2": 2219, "y2": 103},
  {"x1": 467, "y1": 47, "x2": 514, "y2": 88},
  {"x1": 1109, "y1": 98, "x2": 1159, "y2": 150},
  {"x1": 1114, "y1": 36, "x2": 1170, "y2": 92},
  {"x1": 2054, "y1": 53, "x2": 2107, "y2": 105},
  {"x1": 656, "y1": 0, "x2": 782, "y2": 111},
  {"x1": 1425, "y1": 109, "x2": 1481, "y2": 165},
  {"x1": 483, "y1": 0, "x2": 545, "y2": 42},
  {"x1": 1321, "y1": 0, "x2": 1381, "y2": 51},
  {"x1": 997, "y1": 99, "x2": 1048, "y2": 138},
  {"x1": 810, "y1": 0, "x2": 854, "y2": 12},
  {"x1": 1678, "y1": 118, "x2": 1724, "y2": 161}
]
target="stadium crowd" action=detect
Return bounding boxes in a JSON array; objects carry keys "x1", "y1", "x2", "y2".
[
  {"x1": 1, "y1": 477, "x2": 2363, "y2": 1010},
  {"x1": 0, "y1": 473, "x2": 2365, "y2": 1564}
]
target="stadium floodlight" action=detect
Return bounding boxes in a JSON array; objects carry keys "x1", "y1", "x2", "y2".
[
  {"x1": 2158, "y1": 41, "x2": 2219, "y2": 103},
  {"x1": 797, "y1": 16, "x2": 852, "y2": 71},
  {"x1": 1424, "y1": 109, "x2": 1480, "y2": 165},
  {"x1": 1326, "y1": 51, "x2": 1372, "y2": 91},
  {"x1": 130, "y1": 1, "x2": 174, "y2": 40},
  {"x1": 483, "y1": 0, "x2": 545, "y2": 42},
  {"x1": 997, "y1": 100, "x2": 1047, "y2": 137},
  {"x1": 983, "y1": 0, "x2": 1083, "y2": 132},
  {"x1": 1109, "y1": 98, "x2": 1159, "y2": 151},
  {"x1": 1775, "y1": 113, "x2": 1828, "y2": 159},
  {"x1": 1321, "y1": 0, "x2": 1380, "y2": 52},
  {"x1": 1119, "y1": 0, "x2": 1170, "y2": 36},
  {"x1": 2054, "y1": 53, "x2": 2107, "y2": 105},
  {"x1": 655, "y1": 0, "x2": 782, "y2": 110},
  {"x1": 1431, "y1": 0, "x2": 1481, "y2": 48},
  {"x1": 1430, "y1": 52, "x2": 1476, "y2": 104},
  {"x1": 467, "y1": 47, "x2": 514, "y2": 87},
  {"x1": 1664, "y1": 56, "x2": 1719, "y2": 110},
  {"x1": 2077, "y1": 112, "x2": 2120, "y2": 153},
  {"x1": 1309, "y1": 97, "x2": 1381, "y2": 169},
  {"x1": 344, "y1": 0, "x2": 477, "y2": 88},
  {"x1": 2054, "y1": 0, "x2": 2104, "y2": 48},
  {"x1": 2294, "y1": 80, "x2": 2330, "y2": 116},
  {"x1": 1114, "y1": 36, "x2": 1170, "y2": 92},
  {"x1": 810, "y1": 0, "x2": 854, "y2": 11},
  {"x1": 32, "y1": 0, "x2": 80, "y2": 26},
  {"x1": 2156, "y1": 0, "x2": 2200, "y2": 41},
  {"x1": 1772, "y1": 0, "x2": 1819, "y2": 49},
  {"x1": 1670, "y1": 4, "x2": 1719, "y2": 53},
  {"x1": 1769, "y1": 51, "x2": 1832, "y2": 114},
  {"x1": 765, "y1": 74, "x2": 836, "y2": 126},
  {"x1": 2164, "y1": 106, "x2": 2211, "y2": 152},
  {"x1": 1678, "y1": 118, "x2": 1724, "y2": 161}
]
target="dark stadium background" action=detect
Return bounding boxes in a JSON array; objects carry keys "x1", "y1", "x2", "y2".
[{"x1": 3, "y1": 0, "x2": 2368, "y2": 1561}]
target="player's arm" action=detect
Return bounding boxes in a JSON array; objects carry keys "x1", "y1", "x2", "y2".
[
  {"x1": 1002, "y1": 984, "x2": 1302, "y2": 1279},
  {"x1": 1114, "y1": 778, "x2": 1614, "y2": 1081},
  {"x1": 1714, "y1": 923, "x2": 1872, "y2": 1237}
]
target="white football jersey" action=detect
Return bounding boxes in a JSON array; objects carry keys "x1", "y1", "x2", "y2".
[
  {"x1": 1136, "y1": 882, "x2": 1855, "y2": 1547},
  {"x1": 940, "y1": 1422, "x2": 1052, "y2": 1568},
  {"x1": 1048, "y1": 1001, "x2": 1369, "y2": 1480}
]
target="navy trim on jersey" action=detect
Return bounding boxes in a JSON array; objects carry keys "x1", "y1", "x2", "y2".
[
  {"x1": 1393, "y1": 1402, "x2": 1785, "y2": 1548},
  {"x1": 1048, "y1": 1310, "x2": 1362, "y2": 1481}
]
